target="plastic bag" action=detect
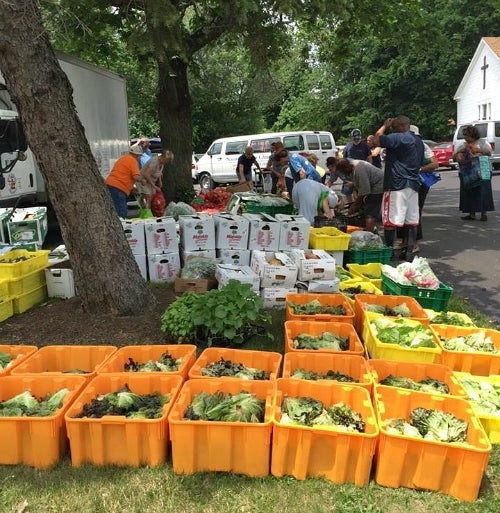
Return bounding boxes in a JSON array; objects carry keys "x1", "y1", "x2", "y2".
[
  {"x1": 164, "y1": 201, "x2": 196, "y2": 220},
  {"x1": 151, "y1": 191, "x2": 166, "y2": 217},
  {"x1": 348, "y1": 230, "x2": 384, "y2": 250}
]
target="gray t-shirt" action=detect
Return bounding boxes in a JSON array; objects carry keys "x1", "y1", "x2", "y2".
[{"x1": 351, "y1": 160, "x2": 384, "y2": 196}]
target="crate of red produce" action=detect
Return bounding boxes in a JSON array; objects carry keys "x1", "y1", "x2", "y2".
[{"x1": 191, "y1": 187, "x2": 233, "y2": 213}]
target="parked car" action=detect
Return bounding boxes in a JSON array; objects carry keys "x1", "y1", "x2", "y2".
[
  {"x1": 432, "y1": 142, "x2": 457, "y2": 169},
  {"x1": 423, "y1": 139, "x2": 439, "y2": 149}
]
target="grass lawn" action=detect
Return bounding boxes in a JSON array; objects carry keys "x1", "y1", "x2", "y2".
[{"x1": 0, "y1": 294, "x2": 498, "y2": 513}]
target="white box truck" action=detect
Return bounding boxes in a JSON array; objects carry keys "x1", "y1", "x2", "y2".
[{"x1": 0, "y1": 51, "x2": 130, "y2": 206}]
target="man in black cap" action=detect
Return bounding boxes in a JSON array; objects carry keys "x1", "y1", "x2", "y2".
[{"x1": 343, "y1": 129, "x2": 372, "y2": 162}]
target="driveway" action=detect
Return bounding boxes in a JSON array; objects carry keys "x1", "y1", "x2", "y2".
[{"x1": 418, "y1": 169, "x2": 499, "y2": 324}]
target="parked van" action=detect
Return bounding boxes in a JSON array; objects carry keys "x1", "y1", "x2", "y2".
[
  {"x1": 195, "y1": 131, "x2": 337, "y2": 190},
  {"x1": 453, "y1": 121, "x2": 500, "y2": 170}
]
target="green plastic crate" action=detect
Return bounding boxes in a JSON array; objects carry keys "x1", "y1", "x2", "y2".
[
  {"x1": 245, "y1": 201, "x2": 294, "y2": 215},
  {"x1": 381, "y1": 275, "x2": 453, "y2": 312},
  {"x1": 345, "y1": 246, "x2": 392, "y2": 264}
]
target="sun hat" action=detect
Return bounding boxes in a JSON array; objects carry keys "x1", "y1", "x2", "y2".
[
  {"x1": 129, "y1": 144, "x2": 143, "y2": 155},
  {"x1": 409, "y1": 125, "x2": 420, "y2": 136}
]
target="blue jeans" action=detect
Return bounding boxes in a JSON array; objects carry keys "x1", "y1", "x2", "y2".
[{"x1": 107, "y1": 185, "x2": 128, "y2": 218}]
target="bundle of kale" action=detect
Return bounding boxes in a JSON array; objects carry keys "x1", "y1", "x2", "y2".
[
  {"x1": 124, "y1": 351, "x2": 182, "y2": 372},
  {"x1": 184, "y1": 390, "x2": 265, "y2": 423},
  {"x1": 200, "y1": 358, "x2": 269, "y2": 380},
  {"x1": 385, "y1": 407, "x2": 468, "y2": 443},
  {"x1": 380, "y1": 374, "x2": 450, "y2": 394},
  {"x1": 280, "y1": 396, "x2": 365, "y2": 432},
  {"x1": 293, "y1": 332, "x2": 349, "y2": 351},
  {"x1": 73, "y1": 385, "x2": 170, "y2": 419},
  {"x1": 291, "y1": 368, "x2": 357, "y2": 383},
  {"x1": 288, "y1": 300, "x2": 346, "y2": 316}
]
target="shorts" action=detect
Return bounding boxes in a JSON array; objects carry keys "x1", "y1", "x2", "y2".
[
  {"x1": 382, "y1": 189, "x2": 419, "y2": 227},
  {"x1": 364, "y1": 193, "x2": 383, "y2": 220}
]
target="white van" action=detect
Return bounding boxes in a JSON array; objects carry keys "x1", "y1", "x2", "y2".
[
  {"x1": 195, "y1": 131, "x2": 337, "y2": 190},
  {"x1": 453, "y1": 121, "x2": 500, "y2": 170}
]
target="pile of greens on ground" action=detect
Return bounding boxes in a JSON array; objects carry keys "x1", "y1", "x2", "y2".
[
  {"x1": 385, "y1": 407, "x2": 468, "y2": 443},
  {"x1": 380, "y1": 375, "x2": 450, "y2": 394},
  {"x1": 458, "y1": 378, "x2": 500, "y2": 416},
  {"x1": 440, "y1": 331, "x2": 498, "y2": 353},
  {"x1": 364, "y1": 302, "x2": 412, "y2": 317},
  {"x1": 0, "y1": 351, "x2": 17, "y2": 372},
  {"x1": 291, "y1": 368, "x2": 357, "y2": 382},
  {"x1": 73, "y1": 385, "x2": 170, "y2": 419},
  {"x1": 370, "y1": 317, "x2": 436, "y2": 348},
  {"x1": 124, "y1": 351, "x2": 182, "y2": 372},
  {"x1": 293, "y1": 332, "x2": 349, "y2": 351},
  {"x1": 0, "y1": 388, "x2": 69, "y2": 417},
  {"x1": 280, "y1": 396, "x2": 365, "y2": 432},
  {"x1": 184, "y1": 391, "x2": 265, "y2": 423},
  {"x1": 428, "y1": 312, "x2": 474, "y2": 326},
  {"x1": 200, "y1": 358, "x2": 269, "y2": 380},
  {"x1": 288, "y1": 299, "x2": 346, "y2": 315}
]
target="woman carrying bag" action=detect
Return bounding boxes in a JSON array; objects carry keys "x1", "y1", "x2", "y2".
[{"x1": 453, "y1": 125, "x2": 495, "y2": 221}]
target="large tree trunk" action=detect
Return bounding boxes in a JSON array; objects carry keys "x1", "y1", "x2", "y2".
[{"x1": 0, "y1": 0, "x2": 156, "y2": 315}]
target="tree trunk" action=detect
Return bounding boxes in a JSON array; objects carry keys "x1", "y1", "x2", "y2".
[{"x1": 0, "y1": 0, "x2": 156, "y2": 315}]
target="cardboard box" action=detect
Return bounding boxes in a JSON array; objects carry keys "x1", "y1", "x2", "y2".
[
  {"x1": 250, "y1": 250, "x2": 298, "y2": 288},
  {"x1": 144, "y1": 217, "x2": 179, "y2": 255},
  {"x1": 261, "y1": 287, "x2": 298, "y2": 308},
  {"x1": 214, "y1": 213, "x2": 250, "y2": 249},
  {"x1": 180, "y1": 247, "x2": 216, "y2": 264},
  {"x1": 48, "y1": 245, "x2": 70, "y2": 266},
  {"x1": 215, "y1": 264, "x2": 260, "y2": 292},
  {"x1": 226, "y1": 182, "x2": 252, "y2": 193},
  {"x1": 174, "y1": 277, "x2": 218, "y2": 294},
  {"x1": 243, "y1": 213, "x2": 281, "y2": 251},
  {"x1": 178, "y1": 214, "x2": 216, "y2": 251},
  {"x1": 306, "y1": 278, "x2": 340, "y2": 293},
  {"x1": 216, "y1": 248, "x2": 251, "y2": 266},
  {"x1": 121, "y1": 219, "x2": 146, "y2": 255},
  {"x1": 148, "y1": 252, "x2": 181, "y2": 283},
  {"x1": 286, "y1": 249, "x2": 336, "y2": 281},
  {"x1": 274, "y1": 214, "x2": 310, "y2": 250},
  {"x1": 44, "y1": 260, "x2": 75, "y2": 299},
  {"x1": 327, "y1": 250, "x2": 344, "y2": 267},
  {"x1": 7, "y1": 207, "x2": 48, "y2": 246},
  {"x1": 134, "y1": 254, "x2": 148, "y2": 280}
]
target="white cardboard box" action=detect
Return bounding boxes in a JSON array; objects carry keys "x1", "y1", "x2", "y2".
[
  {"x1": 134, "y1": 253, "x2": 148, "y2": 280},
  {"x1": 250, "y1": 250, "x2": 298, "y2": 288},
  {"x1": 148, "y1": 252, "x2": 181, "y2": 283},
  {"x1": 144, "y1": 217, "x2": 179, "y2": 255},
  {"x1": 178, "y1": 214, "x2": 216, "y2": 251},
  {"x1": 260, "y1": 287, "x2": 298, "y2": 308},
  {"x1": 327, "y1": 250, "x2": 344, "y2": 267},
  {"x1": 216, "y1": 248, "x2": 251, "y2": 266},
  {"x1": 7, "y1": 207, "x2": 48, "y2": 246},
  {"x1": 286, "y1": 249, "x2": 336, "y2": 281},
  {"x1": 274, "y1": 214, "x2": 310, "y2": 250},
  {"x1": 44, "y1": 260, "x2": 75, "y2": 299},
  {"x1": 180, "y1": 247, "x2": 217, "y2": 264},
  {"x1": 215, "y1": 264, "x2": 260, "y2": 292},
  {"x1": 214, "y1": 213, "x2": 250, "y2": 249},
  {"x1": 122, "y1": 219, "x2": 146, "y2": 255},
  {"x1": 307, "y1": 278, "x2": 340, "y2": 293},
  {"x1": 242, "y1": 213, "x2": 280, "y2": 251}
]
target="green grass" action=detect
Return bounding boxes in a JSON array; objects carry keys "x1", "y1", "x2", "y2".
[{"x1": 0, "y1": 300, "x2": 499, "y2": 512}]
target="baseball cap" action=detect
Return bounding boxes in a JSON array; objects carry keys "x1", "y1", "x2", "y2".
[
  {"x1": 351, "y1": 129, "x2": 362, "y2": 138},
  {"x1": 129, "y1": 144, "x2": 143, "y2": 155}
]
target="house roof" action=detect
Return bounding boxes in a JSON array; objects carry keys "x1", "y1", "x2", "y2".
[
  {"x1": 483, "y1": 37, "x2": 500, "y2": 57},
  {"x1": 454, "y1": 37, "x2": 500, "y2": 99}
]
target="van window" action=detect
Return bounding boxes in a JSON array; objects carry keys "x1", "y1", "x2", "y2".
[
  {"x1": 250, "y1": 137, "x2": 280, "y2": 153},
  {"x1": 305, "y1": 134, "x2": 320, "y2": 150},
  {"x1": 319, "y1": 134, "x2": 333, "y2": 150},
  {"x1": 226, "y1": 140, "x2": 247, "y2": 155},
  {"x1": 283, "y1": 135, "x2": 305, "y2": 151},
  {"x1": 208, "y1": 142, "x2": 223, "y2": 156},
  {"x1": 475, "y1": 123, "x2": 488, "y2": 138},
  {"x1": 495, "y1": 122, "x2": 500, "y2": 137}
]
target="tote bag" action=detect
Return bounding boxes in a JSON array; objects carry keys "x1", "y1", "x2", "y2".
[{"x1": 458, "y1": 155, "x2": 482, "y2": 190}]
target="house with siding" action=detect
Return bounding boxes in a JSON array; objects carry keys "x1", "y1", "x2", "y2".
[{"x1": 454, "y1": 37, "x2": 500, "y2": 123}]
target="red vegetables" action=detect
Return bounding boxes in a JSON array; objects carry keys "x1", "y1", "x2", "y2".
[{"x1": 191, "y1": 187, "x2": 232, "y2": 213}]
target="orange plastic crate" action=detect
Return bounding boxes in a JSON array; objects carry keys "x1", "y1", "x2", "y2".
[
  {"x1": 284, "y1": 320, "x2": 365, "y2": 356},
  {"x1": 0, "y1": 344, "x2": 38, "y2": 377},
  {"x1": 282, "y1": 352, "x2": 372, "y2": 394},
  {"x1": 64, "y1": 373, "x2": 183, "y2": 467},
  {"x1": 96, "y1": 344, "x2": 196, "y2": 379},
  {"x1": 430, "y1": 325, "x2": 500, "y2": 376},
  {"x1": 168, "y1": 378, "x2": 275, "y2": 476},
  {"x1": 454, "y1": 372, "x2": 500, "y2": 444},
  {"x1": 271, "y1": 378, "x2": 378, "y2": 486},
  {"x1": 285, "y1": 293, "x2": 355, "y2": 324},
  {"x1": 354, "y1": 293, "x2": 428, "y2": 337},
  {"x1": 374, "y1": 386, "x2": 491, "y2": 501},
  {"x1": 364, "y1": 313, "x2": 441, "y2": 363},
  {"x1": 10, "y1": 345, "x2": 117, "y2": 379},
  {"x1": 188, "y1": 347, "x2": 282, "y2": 381},
  {"x1": 368, "y1": 359, "x2": 467, "y2": 398},
  {"x1": 0, "y1": 375, "x2": 86, "y2": 468}
]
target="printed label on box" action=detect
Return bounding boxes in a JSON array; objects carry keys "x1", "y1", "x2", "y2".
[
  {"x1": 144, "y1": 217, "x2": 179, "y2": 254},
  {"x1": 148, "y1": 253, "x2": 181, "y2": 283},
  {"x1": 122, "y1": 220, "x2": 146, "y2": 255},
  {"x1": 179, "y1": 214, "x2": 216, "y2": 251},
  {"x1": 214, "y1": 214, "x2": 250, "y2": 249}
]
